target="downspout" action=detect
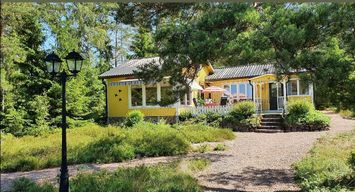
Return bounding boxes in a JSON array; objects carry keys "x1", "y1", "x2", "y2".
[
  {"x1": 102, "y1": 79, "x2": 109, "y2": 124},
  {"x1": 248, "y1": 80, "x2": 253, "y2": 101}
]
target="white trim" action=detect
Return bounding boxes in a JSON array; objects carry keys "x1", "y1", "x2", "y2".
[
  {"x1": 157, "y1": 83, "x2": 161, "y2": 101},
  {"x1": 310, "y1": 82, "x2": 314, "y2": 103},
  {"x1": 128, "y1": 85, "x2": 132, "y2": 108},
  {"x1": 142, "y1": 85, "x2": 146, "y2": 107},
  {"x1": 296, "y1": 79, "x2": 300, "y2": 96}
]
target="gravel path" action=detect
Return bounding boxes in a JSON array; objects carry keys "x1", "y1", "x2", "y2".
[
  {"x1": 197, "y1": 111, "x2": 355, "y2": 191},
  {"x1": 1, "y1": 111, "x2": 354, "y2": 192}
]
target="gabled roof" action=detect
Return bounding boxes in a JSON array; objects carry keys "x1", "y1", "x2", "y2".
[
  {"x1": 99, "y1": 57, "x2": 161, "y2": 79},
  {"x1": 205, "y1": 64, "x2": 276, "y2": 81}
]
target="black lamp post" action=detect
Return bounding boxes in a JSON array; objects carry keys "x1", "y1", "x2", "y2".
[{"x1": 45, "y1": 50, "x2": 84, "y2": 192}]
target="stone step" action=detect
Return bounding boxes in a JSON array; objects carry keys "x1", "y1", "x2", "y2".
[
  {"x1": 259, "y1": 125, "x2": 283, "y2": 129},
  {"x1": 255, "y1": 129, "x2": 283, "y2": 133},
  {"x1": 262, "y1": 114, "x2": 283, "y2": 118},
  {"x1": 260, "y1": 122, "x2": 282, "y2": 126},
  {"x1": 261, "y1": 118, "x2": 283, "y2": 123}
]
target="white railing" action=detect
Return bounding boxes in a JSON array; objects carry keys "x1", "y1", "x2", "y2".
[
  {"x1": 180, "y1": 105, "x2": 233, "y2": 115},
  {"x1": 255, "y1": 98, "x2": 262, "y2": 113},
  {"x1": 277, "y1": 96, "x2": 285, "y2": 110}
]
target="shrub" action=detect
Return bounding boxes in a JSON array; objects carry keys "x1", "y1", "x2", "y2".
[
  {"x1": 9, "y1": 177, "x2": 55, "y2": 192},
  {"x1": 214, "y1": 144, "x2": 226, "y2": 151},
  {"x1": 124, "y1": 110, "x2": 144, "y2": 127},
  {"x1": 188, "y1": 159, "x2": 210, "y2": 172},
  {"x1": 229, "y1": 101, "x2": 256, "y2": 121},
  {"x1": 1, "y1": 122, "x2": 234, "y2": 172},
  {"x1": 179, "y1": 110, "x2": 194, "y2": 122},
  {"x1": 70, "y1": 165, "x2": 202, "y2": 192},
  {"x1": 303, "y1": 110, "x2": 331, "y2": 127},
  {"x1": 294, "y1": 131, "x2": 355, "y2": 191},
  {"x1": 286, "y1": 100, "x2": 330, "y2": 131},
  {"x1": 286, "y1": 100, "x2": 314, "y2": 123},
  {"x1": 127, "y1": 122, "x2": 190, "y2": 157},
  {"x1": 9, "y1": 165, "x2": 202, "y2": 192},
  {"x1": 176, "y1": 123, "x2": 235, "y2": 143}
]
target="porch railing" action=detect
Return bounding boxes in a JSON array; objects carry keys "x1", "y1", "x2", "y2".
[
  {"x1": 277, "y1": 96, "x2": 285, "y2": 110},
  {"x1": 180, "y1": 105, "x2": 233, "y2": 115}
]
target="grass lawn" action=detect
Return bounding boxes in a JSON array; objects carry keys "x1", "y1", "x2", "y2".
[
  {"x1": 9, "y1": 160, "x2": 207, "y2": 192},
  {"x1": 1, "y1": 122, "x2": 234, "y2": 172},
  {"x1": 294, "y1": 130, "x2": 355, "y2": 191}
]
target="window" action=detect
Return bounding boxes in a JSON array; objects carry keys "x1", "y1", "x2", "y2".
[
  {"x1": 299, "y1": 80, "x2": 309, "y2": 95},
  {"x1": 247, "y1": 84, "x2": 252, "y2": 99},
  {"x1": 278, "y1": 83, "x2": 284, "y2": 97},
  {"x1": 223, "y1": 85, "x2": 230, "y2": 92},
  {"x1": 239, "y1": 84, "x2": 246, "y2": 94},
  {"x1": 231, "y1": 84, "x2": 237, "y2": 95},
  {"x1": 287, "y1": 80, "x2": 298, "y2": 95},
  {"x1": 146, "y1": 85, "x2": 157, "y2": 105},
  {"x1": 131, "y1": 85, "x2": 142, "y2": 106}
]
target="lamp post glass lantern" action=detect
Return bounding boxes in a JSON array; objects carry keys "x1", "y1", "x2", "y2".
[
  {"x1": 45, "y1": 52, "x2": 62, "y2": 74},
  {"x1": 45, "y1": 51, "x2": 84, "y2": 192},
  {"x1": 65, "y1": 50, "x2": 84, "y2": 75}
]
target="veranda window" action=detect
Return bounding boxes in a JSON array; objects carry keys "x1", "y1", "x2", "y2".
[
  {"x1": 299, "y1": 80, "x2": 309, "y2": 95},
  {"x1": 131, "y1": 85, "x2": 142, "y2": 106},
  {"x1": 146, "y1": 85, "x2": 157, "y2": 105},
  {"x1": 287, "y1": 80, "x2": 298, "y2": 95}
]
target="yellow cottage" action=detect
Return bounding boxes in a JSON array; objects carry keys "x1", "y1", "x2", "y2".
[{"x1": 99, "y1": 57, "x2": 314, "y2": 123}]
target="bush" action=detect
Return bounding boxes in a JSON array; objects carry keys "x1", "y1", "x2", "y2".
[
  {"x1": 294, "y1": 131, "x2": 355, "y2": 191},
  {"x1": 127, "y1": 122, "x2": 190, "y2": 157},
  {"x1": 214, "y1": 144, "x2": 226, "y2": 151},
  {"x1": 1, "y1": 122, "x2": 234, "y2": 172},
  {"x1": 70, "y1": 165, "x2": 202, "y2": 192},
  {"x1": 176, "y1": 123, "x2": 235, "y2": 143},
  {"x1": 9, "y1": 165, "x2": 202, "y2": 192},
  {"x1": 286, "y1": 100, "x2": 330, "y2": 131},
  {"x1": 9, "y1": 177, "x2": 55, "y2": 192},
  {"x1": 124, "y1": 110, "x2": 144, "y2": 127},
  {"x1": 229, "y1": 101, "x2": 256, "y2": 121},
  {"x1": 179, "y1": 110, "x2": 194, "y2": 122},
  {"x1": 188, "y1": 159, "x2": 210, "y2": 172}
]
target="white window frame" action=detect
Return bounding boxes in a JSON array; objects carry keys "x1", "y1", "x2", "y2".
[
  {"x1": 222, "y1": 82, "x2": 252, "y2": 99},
  {"x1": 287, "y1": 78, "x2": 312, "y2": 96}
]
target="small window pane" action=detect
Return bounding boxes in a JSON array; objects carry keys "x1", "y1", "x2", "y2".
[
  {"x1": 131, "y1": 85, "x2": 142, "y2": 106},
  {"x1": 146, "y1": 85, "x2": 157, "y2": 106},
  {"x1": 247, "y1": 84, "x2": 252, "y2": 99},
  {"x1": 239, "y1": 84, "x2": 246, "y2": 99},
  {"x1": 231, "y1": 84, "x2": 237, "y2": 95},
  {"x1": 287, "y1": 80, "x2": 297, "y2": 95},
  {"x1": 299, "y1": 80, "x2": 309, "y2": 95}
]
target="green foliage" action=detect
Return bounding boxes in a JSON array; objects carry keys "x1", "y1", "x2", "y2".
[
  {"x1": 229, "y1": 101, "x2": 256, "y2": 121},
  {"x1": 124, "y1": 110, "x2": 145, "y2": 127},
  {"x1": 9, "y1": 164, "x2": 202, "y2": 192},
  {"x1": 294, "y1": 131, "x2": 355, "y2": 191},
  {"x1": 179, "y1": 110, "x2": 194, "y2": 122},
  {"x1": 193, "y1": 144, "x2": 211, "y2": 153},
  {"x1": 1, "y1": 122, "x2": 234, "y2": 172},
  {"x1": 129, "y1": 27, "x2": 157, "y2": 58},
  {"x1": 286, "y1": 100, "x2": 330, "y2": 130},
  {"x1": 214, "y1": 144, "x2": 227, "y2": 151},
  {"x1": 9, "y1": 177, "x2": 55, "y2": 192},
  {"x1": 70, "y1": 165, "x2": 202, "y2": 192},
  {"x1": 176, "y1": 123, "x2": 235, "y2": 143},
  {"x1": 187, "y1": 159, "x2": 210, "y2": 172}
]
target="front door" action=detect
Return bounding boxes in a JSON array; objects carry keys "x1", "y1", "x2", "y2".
[{"x1": 269, "y1": 83, "x2": 277, "y2": 110}]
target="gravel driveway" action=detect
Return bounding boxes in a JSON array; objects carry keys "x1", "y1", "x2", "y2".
[
  {"x1": 197, "y1": 111, "x2": 355, "y2": 191},
  {"x1": 1, "y1": 111, "x2": 354, "y2": 192}
]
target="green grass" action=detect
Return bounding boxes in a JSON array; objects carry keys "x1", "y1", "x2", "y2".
[
  {"x1": 1, "y1": 122, "x2": 234, "y2": 172},
  {"x1": 8, "y1": 163, "x2": 202, "y2": 192},
  {"x1": 294, "y1": 130, "x2": 355, "y2": 191},
  {"x1": 187, "y1": 159, "x2": 210, "y2": 172}
]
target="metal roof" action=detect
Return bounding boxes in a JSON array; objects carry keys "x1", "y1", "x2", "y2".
[
  {"x1": 205, "y1": 64, "x2": 276, "y2": 81},
  {"x1": 99, "y1": 57, "x2": 161, "y2": 78}
]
